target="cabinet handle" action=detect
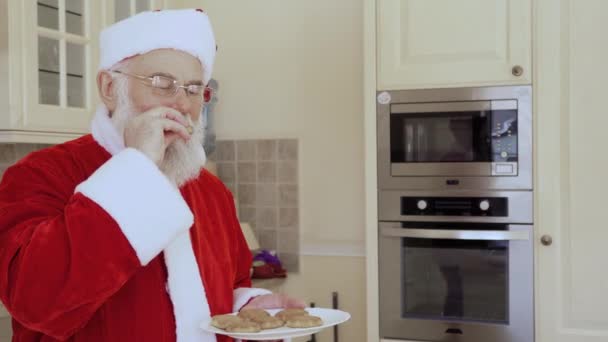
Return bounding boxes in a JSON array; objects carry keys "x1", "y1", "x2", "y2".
[
  {"x1": 541, "y1": 235, "x2": 553, "y2": 246},
  {"x1": 512, "y1": 65, "x2": 524, "y2": 77}
]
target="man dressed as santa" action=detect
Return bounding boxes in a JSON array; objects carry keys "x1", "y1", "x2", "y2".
[{"x1": 0, "y1": 9, "x2": 302, "y2": 342}]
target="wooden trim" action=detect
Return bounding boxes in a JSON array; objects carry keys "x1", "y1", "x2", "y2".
[
  {"x1": 0, "y1": 130, "x2": 84, "y2": 144},
  {"x1": 364, "y1": 1, "x2": 379, "y2": 342}
]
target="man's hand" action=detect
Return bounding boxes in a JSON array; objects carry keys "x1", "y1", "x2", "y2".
[
  {"x1": 241, "y1": 294, "x2": 306, "y2": 342},
  {"x1": 241, "y1": 293, "x2": 306, "y2": 311},
  {"x1": 124, "y1": 107, "x2": 191, "y2": 165}
]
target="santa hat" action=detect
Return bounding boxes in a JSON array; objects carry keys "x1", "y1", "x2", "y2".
[{"x1": 98, "y1": 9, "x2": 216, "y2": 84}]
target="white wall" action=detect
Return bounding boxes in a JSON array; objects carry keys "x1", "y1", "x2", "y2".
[{"x1": 172, "y1": 0, "x2": 365, "y2": 255}]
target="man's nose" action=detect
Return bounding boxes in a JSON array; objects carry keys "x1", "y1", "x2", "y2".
[{"x1": 170, "y1": 88, "x2": 193, "y2": 115}]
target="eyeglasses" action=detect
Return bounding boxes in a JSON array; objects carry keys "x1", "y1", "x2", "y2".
[{"x1": 112, "y1": 70, "x2": 213, "y2": 103}]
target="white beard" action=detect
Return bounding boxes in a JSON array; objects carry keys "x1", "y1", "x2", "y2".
[{"x1": 110, "y1": 78, "x2": 207, "y2": 187}]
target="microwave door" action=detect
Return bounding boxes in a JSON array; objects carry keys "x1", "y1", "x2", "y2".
[
  {"x1": 405, "y1": 122, "x2": 414, "y2": 162},
  {"x1": 416, "y1": 121, "x2": 427, "y2": 162}
]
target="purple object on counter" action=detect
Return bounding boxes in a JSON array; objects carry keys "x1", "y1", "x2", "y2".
[{"x1": 253, "y1": 250, "x2": 283, "y2": 267}]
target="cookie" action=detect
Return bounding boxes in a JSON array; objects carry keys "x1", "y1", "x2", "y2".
[
  {"x1": 258, "y1": 316, "x2": 285, "y2": 329},
  {"x1": 286, "y1": 315, "x2": 323, "y2": 328},
  {"x1": 238, "y1": 308, "x2": 270, "y2": 322},
  {"x1": 210, "y1": 314, "x2": 242, "y2": 329},
  {"x1": 225, "y1": 320, "x2": 262, "y2": 333},
  {"x1": 275, "y1": 308, "x2": 308, "y2": 321}
]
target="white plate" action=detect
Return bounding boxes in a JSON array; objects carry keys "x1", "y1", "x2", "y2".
[{"x1": 201, "y1": 307, "x2": 351, "y2": 341}]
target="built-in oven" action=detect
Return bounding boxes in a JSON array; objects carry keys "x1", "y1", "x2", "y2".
[
  {"x1": 378, "y1": 190, "x2": 533, "y2": 342},
  {"x1": 377, "y1": 86, "x2": 532, "y2": 190}
]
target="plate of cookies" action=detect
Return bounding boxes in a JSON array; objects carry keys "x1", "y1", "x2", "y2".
[{"x1": 202, "y1": 307, "x2": 351, "y2": 341}]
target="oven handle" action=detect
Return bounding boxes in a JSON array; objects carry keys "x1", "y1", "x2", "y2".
[{"x1": 380, "y1": 227, "x2": 529, "y2": 241}]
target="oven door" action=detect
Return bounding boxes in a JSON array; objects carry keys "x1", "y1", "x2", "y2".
[{"x1": 378, "y1": 222, "x2": 533, "y2": 342}]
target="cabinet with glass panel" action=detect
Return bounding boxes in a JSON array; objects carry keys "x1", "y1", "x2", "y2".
[{"x1": 0, "y1": 0, "x2": 166, "y2": 144}]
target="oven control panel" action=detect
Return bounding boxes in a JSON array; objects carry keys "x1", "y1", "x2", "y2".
[{"x1": 401, "y1": 197, "x2": 508, "y2": 216}]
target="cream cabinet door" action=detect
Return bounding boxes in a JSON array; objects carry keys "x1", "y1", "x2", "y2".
[
  {"x1": 21, "y1": 0, "x2": 102, "y2": 134},
  {"x1": 377, "y1": 0, "x2": 531, "y2": 90},
  {"x1": 536, "y1": 0, "x2": 608, "y2": 341},
  {"x1": 107, "y1": 0, "x2": 168, "y2": 25}
]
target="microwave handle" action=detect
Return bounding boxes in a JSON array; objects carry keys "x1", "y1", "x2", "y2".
[
  {"x1": 380, "y1": 227, "x2": 529, "y2": 241},
  {"x1": 390, "y1": 100, "x2": 517, "y2": 114}
]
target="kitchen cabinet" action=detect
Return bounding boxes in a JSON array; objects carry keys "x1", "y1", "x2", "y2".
[
  {"x1": 367, "y1": 1, "x2": 608, "y2": 342},
  {"x1": 535, "y1": 0, "x2": 608, "y2": 341},
  {"x1": 105, "y1": 0, "x2": 168, "y2": 25},
  {"x1": 0, "y1": 0, "x2": 102, "y2": 143},
  {"x1": 0, "y1": 0, "x2": 167, "y2": 144},
  {"x1": 376, "y1": 0, "x2": 531, "y2": 90}
]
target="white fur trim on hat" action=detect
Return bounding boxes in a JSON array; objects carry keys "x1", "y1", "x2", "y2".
[{"x1": 99, "y1": 9, "x2": 216, "y2": 84}]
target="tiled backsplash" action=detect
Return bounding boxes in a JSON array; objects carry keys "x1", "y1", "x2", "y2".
[
  {"x1": 209, "y1": 139, "x2": 300, "y2": 272},
  {"x1": 0, "y1": 141, "x2": 300, "y2": 273},
  {"x1": 0, "y1": 144, "x2": 50, "y2": 178}
]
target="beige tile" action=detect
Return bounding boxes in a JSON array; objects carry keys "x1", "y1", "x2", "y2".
[
  {"x1": 279, "y1": 184, "x2": 298, "y2": 206},
  {"x1": 0, "y1": 317, "x2": 12, "y2": 339},
  {"x1": 225, "y1": 183, "x2": 237, "y2": 197},
  {"x1": 238, "y1": 206, "x2": 256, "y2": 225},
  {"x1": 256, "y1": 207, "x2": 277, "y2": 229},
  {"x1": 0, "y1": 144, "x2": 16, "y2": 163},
  {"x1": 217, "y1": 162, "x2": 236, "y2": 183},
  {"x1": 15, "y1": 144, "x2": 39, "y2": 158},
  {"x1": 278, "y1": 139, "x2": 297, "y2": 161},
  {"x1": 258, "y1": 229, "x2": 277, "y2": 251},
  {"x1": 256, "y1": 184, "x2": 277, "y2": 206},
  {"x1": 237, "y1": 184, "x2": 256, "y2": 206},
  {"x1": 277, "y1": 161, "x2": 297, "y2": 183},
  {"x1": 236, "y1": 140, "x2": 256, "y2": 161},
  {"x1": 278, "y1": 252, "x2": 299, "y2": 273},
  {"x1": 215, "y1": 140, "x2": 235, "y2": 161},
  {"x1": 257, "y1": 161, "x2": 276, "y2": 183},
  {"x1": 277, "y1": 230, "x2": 299, "y2": 254},
  {"x1": 257, "y1": 140, "x2": 276, "y2": 160},
  {"x1": 237, "y1": 162, "x2": 256, "y2": 183},
  {"x1": 279, "y1": 207, "x2": 299, "y2": 228}
]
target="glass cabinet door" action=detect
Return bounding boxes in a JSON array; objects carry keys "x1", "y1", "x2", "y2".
[
  {"x1": 25, "y1": 0, "x2": 101, "y2": 133},
  {"x1": 36, "y1": 0, "x2": 87, "y2": 109},
  {"x1": 113, "y1": 0, "x2": 165, "y2": 23}
]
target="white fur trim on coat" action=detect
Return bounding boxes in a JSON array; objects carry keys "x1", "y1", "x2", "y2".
[
  {"x1": 233, "y1": 287, "x2": 273, "y2": 312},
  {"x1": 90, "y1": 104, "x2": 125, "y2": 155},
  {"x1": 165, "y1": 232, "x2": 216, "y2": 342},
  {"x1": 75, "y1": 148, "x2": 193, "y2": 265},
  {"x1": 99, "y1": 9, "x2": 216, "y2": 84}
]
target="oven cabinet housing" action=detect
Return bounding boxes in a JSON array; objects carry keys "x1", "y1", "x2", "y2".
[
  {"x1": 366, "y1": 1, "x2": 608, "y2": 342},
  {"x1": 376, "y1": 0, "x2": 532, "y2": 90}
]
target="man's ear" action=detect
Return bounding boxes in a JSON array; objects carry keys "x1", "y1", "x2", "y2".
[{"x1": 97, "y1": 71, "x2": 118, "y2": 112}]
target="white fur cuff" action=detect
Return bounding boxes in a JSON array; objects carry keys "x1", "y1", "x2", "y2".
[
  {"x1": 75, "y1": 148, "x2": 194, "y2": 265},
  {"x1": 233, "y1": 287, "x2": 273, "y2": 312}
]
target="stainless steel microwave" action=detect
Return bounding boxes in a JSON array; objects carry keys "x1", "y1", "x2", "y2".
[{"x1": 377, "y1": 86, "x2": 532, "y2": 190}]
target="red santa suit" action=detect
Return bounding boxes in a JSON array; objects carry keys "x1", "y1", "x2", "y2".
[{"x1": 0, "y1": 100, "x2": 271, "y2": 341}]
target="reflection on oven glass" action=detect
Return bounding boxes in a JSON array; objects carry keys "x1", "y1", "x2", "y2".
[{"x1": 402, "y1": 238, "x2": 508, "y2": 323}]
